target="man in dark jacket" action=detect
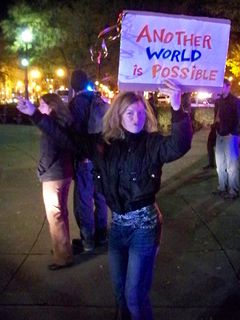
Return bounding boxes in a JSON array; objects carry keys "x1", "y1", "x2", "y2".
[
  {"x1": 213, "y1": 78, "x2": 240, "y2": 199},
  {"x1": 68, "y1": 69, "x2": 108, "y2": 252}
]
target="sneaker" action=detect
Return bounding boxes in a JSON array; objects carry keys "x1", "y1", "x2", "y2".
[{"x1": 82, "y1": 239, "x2": 95, "y2": 252}]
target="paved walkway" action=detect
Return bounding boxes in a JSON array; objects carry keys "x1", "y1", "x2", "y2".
[{"x1": 0, "y1": 124, "x2": 240, "y2": 320}]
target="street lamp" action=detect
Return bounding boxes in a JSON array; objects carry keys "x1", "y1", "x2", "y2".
[
  {"x1": 20, "y1": 28, "x2": 33, "y2": 99},
  {"x1": 55, "y1": 68, "x2": 66, "y2": 89},
  {"x1": 56, "y1": 68, "x2": 65, "y2": 78}
]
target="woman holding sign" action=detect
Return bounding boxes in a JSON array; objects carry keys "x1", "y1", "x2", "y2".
[{"x1": 17, "y1": 80, "x2": 192, "y2": 320}]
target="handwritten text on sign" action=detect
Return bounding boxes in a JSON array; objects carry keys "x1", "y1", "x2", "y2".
[{"x1": 118, "y1": 11, "x2": 231, "y2": 92}]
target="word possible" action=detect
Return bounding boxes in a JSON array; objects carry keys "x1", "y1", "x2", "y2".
[{"x1": 133, "y1": 64, "x2": 218, "y2": 81}]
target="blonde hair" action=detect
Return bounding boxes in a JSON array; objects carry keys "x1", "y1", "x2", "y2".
[
  {"x1": 102, "y1": 91, "x2": 158, "y2": 143},
  {"x1": 41, "y1": 93, "x2": 73, "y2": 127}
]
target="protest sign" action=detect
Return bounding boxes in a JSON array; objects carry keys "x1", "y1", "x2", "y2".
[{"x1": 118, "y1": 11, "x2": 231, "y2": 93}]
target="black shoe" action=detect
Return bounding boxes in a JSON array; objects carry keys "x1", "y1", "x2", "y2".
[{"x1": 48, "y1": 262, "x2": 74, "y2": 271}]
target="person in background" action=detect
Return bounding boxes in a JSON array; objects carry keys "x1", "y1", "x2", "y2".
[
  {"x1": 36, "y1": 93, "x2": 74, "y2": 270},
  {"x1": 69, "y1": 69, "x2": 108, "y2": 252},
  {"x1": 148, "y1": 92, "x2": 158, "y2": 119},
  {"x1": 202, "y1": 123, "x2": 216, "y2": 170},
  {"x1": 213, "y1": 78, "x2": 240, "y2": 199},
  {"x1": 17, "y1": 79, "x2": 192, "y2": 319}
]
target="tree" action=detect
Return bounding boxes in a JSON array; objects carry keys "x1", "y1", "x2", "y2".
[
  {"x1": 226, "y1": 44, "x2": 240, "y2": 78},
  {"x1": 0, "y1": 1, "x2": 122, "y2": 83},
  {"x1": 1, "y1": 3, "x2": 66, "y2": 70},
  {"x1": 200, "y1": 0, "x2": 240, "y2": 90},
  {"x1": 3, "y1": 0, "x2": 240, "y2": 88}
]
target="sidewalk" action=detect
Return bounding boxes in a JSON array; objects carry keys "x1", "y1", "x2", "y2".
[{"x1": 0, "y1": 125, "x2": 240, "y2": 320}]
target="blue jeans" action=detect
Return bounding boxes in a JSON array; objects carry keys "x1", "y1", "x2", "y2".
[
  {"x1": 74, "y1": 160, "x2": 108, "y2": 240},
  {"x1": 215, "y1": 134, "x2": 239, "y2": 195},
  {"x1": 108, "y1": 207, "x2": 161, "y2": 320}
]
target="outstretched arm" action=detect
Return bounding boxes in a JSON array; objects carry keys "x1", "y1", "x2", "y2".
[{"x1": 16, "y1": 96, "x2": 90, "y2": 159}]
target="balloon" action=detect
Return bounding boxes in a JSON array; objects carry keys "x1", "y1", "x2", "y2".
[{"x1": 89, "y1": 12, "x2": 125, "y2": 64}]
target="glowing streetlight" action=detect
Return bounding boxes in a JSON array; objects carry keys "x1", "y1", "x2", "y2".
[
  {"x1": 55, "y1": 68, "x2": 66, "y2": 90},
  {"x1": 30, "y1": 69, "x2": 41, "y2": 79},
  {"x1": 21, "y1": 58, "x2": 29, "y2": 67},
  {"x1": 56, "y1": 68, "x2": 65, "y2": 78},
  {"x1": 21, "y1": 29, "x2": 33, "y2": 44}
]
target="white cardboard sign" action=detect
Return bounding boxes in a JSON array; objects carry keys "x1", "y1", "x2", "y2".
[{"x1": 118, "y1": 11, "x2": 231, "y2": 92}]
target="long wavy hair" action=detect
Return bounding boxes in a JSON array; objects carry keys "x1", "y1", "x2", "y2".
[
  {"x1": 102, "y1": 91, "x2": 158, "y2": 144},
  {"x1": 41, "y1": 93, "x2": 73, "y2": 127}
]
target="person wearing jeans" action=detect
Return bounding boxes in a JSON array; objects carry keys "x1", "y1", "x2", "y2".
[
  {"x1": 203, "y1": 123, "x2": 216, "y2": 170},
  {"x1": 215, "y1": 134, "x2": 239, "y2": 197},
  {"x1": 109, "y1": 205, "x2": 161, "y2": 320},
  {"x1": 69, "y1": 69, "x2": 108, "y2": 252},
  {"x1": 73, "y1": 160, "x2": 108, "y2": 250},
  {"x1": 213, "y1": 78, "x2": 240, "y2": 200},
  {"x1": 17, "y1": 80, "x2": 192, "y2": 318}
]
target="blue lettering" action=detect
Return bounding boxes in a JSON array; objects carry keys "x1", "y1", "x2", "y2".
[
  {"x1": 171, "y1": 50, "x2": 181, "y2": 62},
  {"x1": 146, "y1": 47, "x2": 202, "y2": 62},
  {"x1": 191, "y1": 50, "x2": 201, "y2": 61},
  {"x1": 162, "y1": 50, "x2": 172, "y2": 59},
  {"x1": 146, "y1": 47, "x2": 164, "y2": 60},
  {"x1": 181, "y1": 49, "x2": 190, "y2": 62}
]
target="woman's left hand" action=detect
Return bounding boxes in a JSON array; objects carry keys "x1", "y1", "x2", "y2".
[
  {"x1": 16, "y1": 96, "x2": 36, "y2": 116},
  {"x1": 159, "y1": 79, "x2": 182, "y2": 111}
]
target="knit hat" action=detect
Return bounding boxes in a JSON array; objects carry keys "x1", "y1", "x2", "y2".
[{"x1": 70, "y1": 69, "x2": 88, "y2": 92}]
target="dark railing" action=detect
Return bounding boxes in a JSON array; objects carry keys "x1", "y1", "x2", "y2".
[{"x1": 0, "y1": 103, "x2": 32, "y2": 125}]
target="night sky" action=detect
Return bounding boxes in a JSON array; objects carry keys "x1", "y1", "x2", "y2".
[
  {"x1": 0, "y1": 0, "x2": 44, "y2": 20},
  {"x1": 0, "y1": 0, "x2": 15, "y2": 20},
  {"x1": 0, "y1": 0, "x2": 203, "y2": 21}
]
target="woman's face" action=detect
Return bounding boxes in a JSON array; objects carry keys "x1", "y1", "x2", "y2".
[
  {"x1": 38, "y1": 99, "x2": 52, "y2": 115},
  {"x1": 121, "y1": 100, "x2": 146, "y2": 133}
]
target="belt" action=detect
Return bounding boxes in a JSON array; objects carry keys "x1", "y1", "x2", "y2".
[{"x1": 121, "y1": 196, "x2": 155, "y2": 214}]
